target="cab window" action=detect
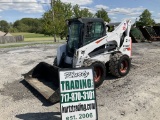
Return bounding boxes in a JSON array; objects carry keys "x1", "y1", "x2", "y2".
[{"x1": 84, "y1": 22, "x2": 105, "y2": 45}]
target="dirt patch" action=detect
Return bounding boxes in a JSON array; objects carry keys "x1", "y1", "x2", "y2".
[
  {"x1": 0, "y1": 80, "x2": 36, "y2": 101},
  {"x1": 7, "y1": 49, "x2": 43, "y2": 54},
  {"x1": 1, "y1": 43, "x2": 160, "y2": 120},
  {"x1": 22, "y1": 60, "x2": 36, "y2": 65}
]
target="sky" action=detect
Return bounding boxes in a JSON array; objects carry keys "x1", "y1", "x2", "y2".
[{"x1": 0, "y1": 0, "x2": 160, "y2": 23}]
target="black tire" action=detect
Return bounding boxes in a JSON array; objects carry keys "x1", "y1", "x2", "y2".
[
  {"x1": 53, "y1": 57, "x2": 57, "y2": 66},
  {"x1": 105, "y1": 62, "x2": 109, "y2": 74},
  {"x1": 90, "y1": 61, "x2": 106, "y2": 88},
  {"x1": 109, "y1": 53, "x2": 131, "y2": 77}
]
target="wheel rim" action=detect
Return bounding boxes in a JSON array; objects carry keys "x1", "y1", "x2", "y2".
[
  {"x1": 120, "y1": 60, "x2": 128, "y2": 73},
  {"x1": 94, "y1": 67, "x2": 102, "y2": 82}
]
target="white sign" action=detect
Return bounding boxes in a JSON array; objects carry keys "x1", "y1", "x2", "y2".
[{"x1": 59, "y1": 68, "x2": 98, "y2": 120}]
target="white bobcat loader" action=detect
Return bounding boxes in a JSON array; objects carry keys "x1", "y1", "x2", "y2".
[{"x1": 23, "y1": 18, "x2": 132, "y2": 103}]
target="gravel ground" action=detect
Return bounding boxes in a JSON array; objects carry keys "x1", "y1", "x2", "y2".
[{"x1": 0, "y1": 42, "x2": 160, "y2": 120}]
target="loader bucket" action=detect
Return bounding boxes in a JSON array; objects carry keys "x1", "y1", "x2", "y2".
[{"x1": 23, "y1": 62, "x2": 60, "y2": 103}]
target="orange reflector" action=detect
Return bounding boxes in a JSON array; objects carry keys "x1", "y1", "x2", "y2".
[
  {"x1": 95, "y1": 39, "x2": 103, "y2": 44},
  {"x1": 127, "y1": 47, "x2": 131, "y2": 51}
]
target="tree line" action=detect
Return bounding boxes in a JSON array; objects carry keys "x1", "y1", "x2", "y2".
[
  {"x1": 0, "y1": 0, "x2": 159, "y2": 40},
  {"x1": 0, "y1": 0, "x2": 110, "y2": 40}
]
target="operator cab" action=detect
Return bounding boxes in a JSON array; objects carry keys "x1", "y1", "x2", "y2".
[{"x1": 66, "y1": 18, "x2": 106, "y2": 57}]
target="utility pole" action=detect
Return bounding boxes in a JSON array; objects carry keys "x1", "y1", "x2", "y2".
[
  {"x1": 135, "y1": 18, "x2": 138, "y2": 27},
  {"x1": 51, "y1": 0, "x2": 56, "y2": 42},
  {"x1": 51, "y1": 0, "x2": 54, "y2": 21}
]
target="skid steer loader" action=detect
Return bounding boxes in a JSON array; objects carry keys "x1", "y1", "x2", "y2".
[{"x1": 23, "y1": 18, "x2": 132, "y2": 103}]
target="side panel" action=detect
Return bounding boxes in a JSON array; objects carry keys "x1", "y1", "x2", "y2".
[
  {"x1": 90, "y1": 53, "x2": 110, "y2": 63},
  {"x1": 119, "y1": 36, "x2": 132, "y2": 57},
  {"x1": 72, "y1": 36, "x2": 108, "y2": 68},
  {"x1": 64, "y1": 56, "x2": 73, "y2": 65},
  {"x1": 57, "y1": 44, "x2": 66, "y2": 66}
]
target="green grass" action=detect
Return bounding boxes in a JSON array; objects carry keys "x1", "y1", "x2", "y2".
[
  {"x1": 0, "y1": 32, "x2": 64, "y2": 48},
  {"x1": 11, "y1": 32, "x2": 51, "y2": 38},
  {"x1": 11, "y1": 32, "x2": 61, "y2": 42},
  {"x1": 0, "y1": 42, "x2": 58, "y2": 48},
  {"x1": 24, "y1": 37, "x2": 53, "y2": 42}
]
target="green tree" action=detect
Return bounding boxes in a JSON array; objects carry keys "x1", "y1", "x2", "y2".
[
  {"x1": 0, "y1": 20, "x2": 10, "y2": 32},
  {"x1": 72, "y1": 4, "x2": 81, "y2": 17},
  {"x1": 42, "y1": 0, "x2": 73, "y2": 41},
  {"x1": 95, "y1": 8, "x2": 111, "y2": 22},
  {"x1": 13, "y1": 18, "x2": 43, "y2": 33},
  {"x1": 73, "y1": 4, "x2": 93, "y2": 18},
  {"x1": 81, "y1": 8, "x2": 93, "y2": 17},
  {"x1": 136, "y1": 9, "x2": 155, "y2": 26},
  {"x1": 42, "y1": 11, "x2": 54, "y2": 36}
]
